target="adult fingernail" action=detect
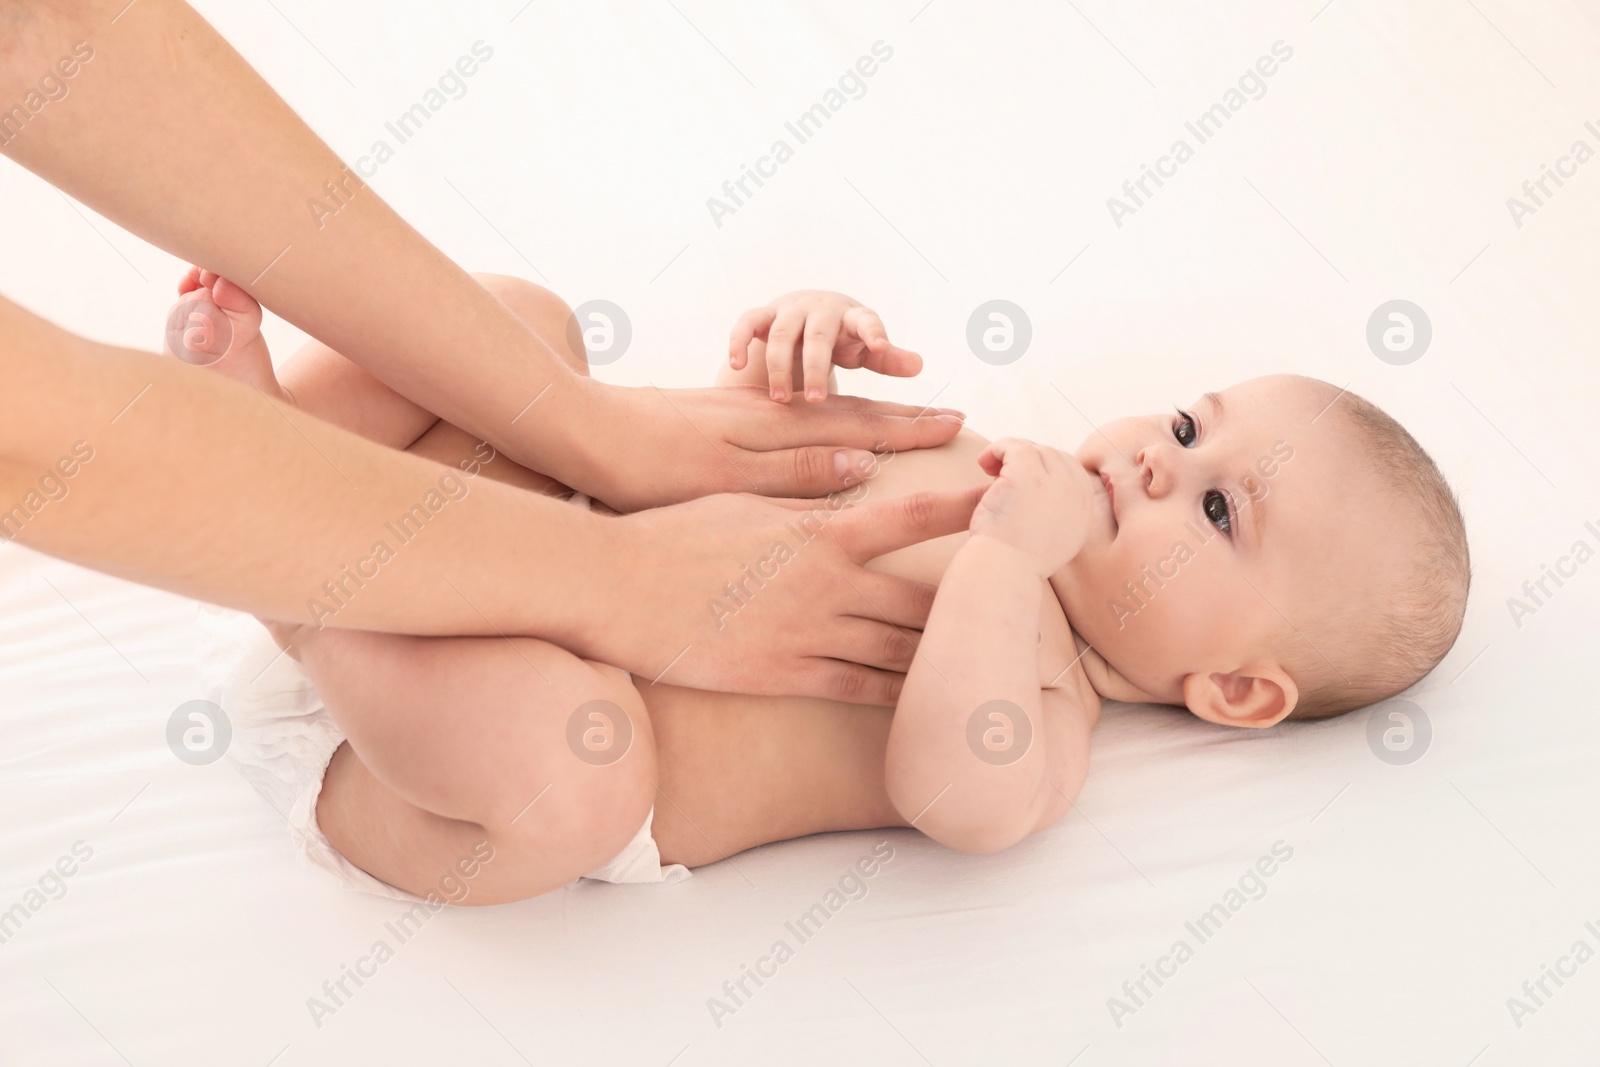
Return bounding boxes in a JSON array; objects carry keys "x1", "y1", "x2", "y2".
[
  {"x1": 935, "y1": 413, "x2": 964, "y2": 425},
  {"x1": 936, "y1": 408, "x2": 966, "y2": 419},
  {"x1": 834, "y1": 449, "x2": 872, "y2": 485}
]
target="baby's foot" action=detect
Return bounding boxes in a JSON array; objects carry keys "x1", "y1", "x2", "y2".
[{"x1": 164, "y1": 267, "x2": 290, "y2": 403}]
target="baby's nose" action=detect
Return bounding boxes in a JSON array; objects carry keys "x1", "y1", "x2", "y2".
[{"x1": 1136, "y1": 446, "x2": 1170, "y2": 497}]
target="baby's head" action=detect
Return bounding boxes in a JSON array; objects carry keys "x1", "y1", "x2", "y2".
[{"x1": 1054, "y1": 374, "x2": 1469, "y2": 727}]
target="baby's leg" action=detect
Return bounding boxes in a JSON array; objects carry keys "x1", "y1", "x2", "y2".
[
  {"x1": 229, "y1": 274, "x2": 638, "y2": 902},
  {"x1": 205, "y1": 271, "x2": 588, "y2": 457},
  {"x1": 280, "y1": 622, "x2": 657, "y2": 905}
]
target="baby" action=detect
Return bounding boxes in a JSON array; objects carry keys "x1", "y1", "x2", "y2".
[{"x1": 176, "y1": 269, "x2": 1470, "y2": 905}]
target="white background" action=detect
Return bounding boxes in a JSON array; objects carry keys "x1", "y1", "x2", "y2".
[{"x1": 2, "y1": 1, "x2": 1598, "y2": 1064}]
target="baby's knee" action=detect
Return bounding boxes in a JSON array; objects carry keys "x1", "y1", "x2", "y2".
[
  {"x1": 470, "y1": 272, "x2": 589, "y2": 376},
  {"x1": 489, "y1": 663, "x2": 656, "y2": 869}
]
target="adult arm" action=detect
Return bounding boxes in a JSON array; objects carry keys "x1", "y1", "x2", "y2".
[
  {"x1": 0, "y1": 0, "x2": 961, "y2": 510},
  {"x1": 0, "y1": 298, "x2": 978, "y2": 704}
]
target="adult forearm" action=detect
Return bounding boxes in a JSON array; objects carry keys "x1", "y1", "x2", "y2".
[
  {"x1": 0, "y1": 296, "x2": 608, "y2": 641},
  {"x1": 0, "y1": 0, "x2": 596, "y2": 486}
]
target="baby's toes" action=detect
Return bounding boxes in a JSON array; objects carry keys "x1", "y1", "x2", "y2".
[{"x1": 210, "y1": 276, "x2": 262, "y2": 322}]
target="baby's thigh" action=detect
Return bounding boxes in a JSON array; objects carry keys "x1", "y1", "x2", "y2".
[
  {"x1": 309, "y1": 637, "x2": 659, "y2": 906},
  {"x1": 318, "y1": 737, "x2": 654, "y2": 906}
]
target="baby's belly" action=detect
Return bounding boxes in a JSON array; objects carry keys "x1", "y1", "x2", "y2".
[
  {"x1": 642, "y1": 428, "x2": 1073, "y2": 869},
  {"x1": 857, "y1": 427, "x2": 992, "y2": 581}
]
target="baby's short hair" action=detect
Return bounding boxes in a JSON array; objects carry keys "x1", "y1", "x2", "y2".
[{"x1": 1284, "y1": 389, "x2": 1470, "y2": 720}]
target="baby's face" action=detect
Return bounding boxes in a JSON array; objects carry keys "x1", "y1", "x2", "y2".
[{"x1": 1052, "y1": 375, "x2": 1398, "y2": 711}]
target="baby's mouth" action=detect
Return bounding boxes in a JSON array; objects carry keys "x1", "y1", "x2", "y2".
[{"x1": 1099, "y1": 470, "x2": 1119, "y2": 533}]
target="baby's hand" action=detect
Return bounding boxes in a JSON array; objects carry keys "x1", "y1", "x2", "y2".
[
  {"x1": 970, "y1": 438, "x2": 1096, "y2": 577},
  {"x1": 167, "y1": 266, "x2": 262, "y2": 362},
  {"x1": 728, "y1": 290, "x2": 923, "y2": 402}
]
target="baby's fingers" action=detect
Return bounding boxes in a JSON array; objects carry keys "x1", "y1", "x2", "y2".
[
  {"x1": 842, "y1": 306, "x2": 922, "y2": 378},
  {"x1": 729, "y1": 305, "x2": 777, "y2": 371},
  {"x1": 977, "y1": 437, "x2": 1039, "y2": 477},
  {"x1": 841, "y1": 306, "x2": 890, "y2": 353},
  {"x1": 799, "y1": 306, "x2": 843, "y2": 402},
  {"x1": 764, "y1": 304, "x2": 808, "y2": 401},
  {"x1": 177, "y1": 265, "x2": 205, "y2": 296},
  {"x1": 858, "y1": 343, "x2": 923, "y2": 378}
]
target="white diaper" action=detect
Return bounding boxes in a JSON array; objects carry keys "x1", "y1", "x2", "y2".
[{"x1": 196, "y1": 501, "x2": 690, "y2": 899}]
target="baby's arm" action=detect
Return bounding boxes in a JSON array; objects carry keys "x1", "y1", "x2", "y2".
[{"x1": 885, "y1": 439, "x2": 1101, "y2": 853}]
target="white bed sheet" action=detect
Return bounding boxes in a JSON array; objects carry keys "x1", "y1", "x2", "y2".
[{"x1": 3, "y1": 1, "x2": 1598, "y2": 1063}]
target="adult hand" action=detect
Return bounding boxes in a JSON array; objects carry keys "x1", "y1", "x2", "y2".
[
  {"x1": 587, "y1": 485, "x2": 986, "y2": 704},
  {"x1": 571, "y1": 380, "x2": 964, "y2": 511}
]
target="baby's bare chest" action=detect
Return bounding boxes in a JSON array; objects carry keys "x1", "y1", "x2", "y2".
[{"x1": 862, "y1": 429, "x2": 1077, "y2": 686}]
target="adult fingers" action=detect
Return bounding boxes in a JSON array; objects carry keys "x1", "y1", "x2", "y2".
[
  {"x1": 832, "y1": 486, "x2": 986, "y2": 561},
  {"x1": 757, "y1": 493, "x2": 834, "y2": 512},
  {"x1": 804, "y1": 657, "x2": 906, "y2": 707},
  {"x1": 801, "y1": 392, "x2": 964, "y2": 420},
  {"x1": 742, "y1": 445, "x2": 884, "y2": 495},
  {"x1": 753, "y1": 402, "x2": 966, "y2": 454},
  {"x1": 728, "y1": 306, "x2": 776, "y2": 371},
  {"x1": 800, "y1": 307, "x2": 843, "y2": 402},
  {"x1": 844, "y1": 568, "x2": 941, "y2": 630},
  {"x1": 827, "y1": 616, "x2": 920, "y2": 672}
]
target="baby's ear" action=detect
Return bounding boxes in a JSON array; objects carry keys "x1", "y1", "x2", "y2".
[{"x1": 1181, "y1": 665, "x2": 1297, "y2": 729}]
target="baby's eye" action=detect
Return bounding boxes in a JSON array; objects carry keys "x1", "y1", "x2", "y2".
[
  {"x1": 1204, "y1": 490, "x2": 1232, "y2": 535},
  {"x1": 1172, "y1": 408, "x2": 1198, "y2": 448}
]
